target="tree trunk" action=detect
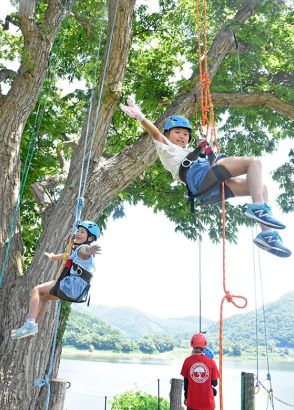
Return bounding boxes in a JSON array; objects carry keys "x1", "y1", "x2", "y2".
[{"x1": 0, "y1": 1, "x2": 136, "y2": 409}]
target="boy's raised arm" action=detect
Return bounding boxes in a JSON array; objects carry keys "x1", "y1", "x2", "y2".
[{"x1": 120, "y1": 98, "x2": 166, "y2": 144}]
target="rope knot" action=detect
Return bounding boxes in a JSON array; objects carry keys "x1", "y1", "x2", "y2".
[
  {"x1": 225, "y1": 291, "x2": 232, "y2": 302},
  {"x1": 223, "y1": 291, "x2": 248, "y2": 309},
  {"x1": 34, "y1": 374, "x2": 50, "y2": 389}
]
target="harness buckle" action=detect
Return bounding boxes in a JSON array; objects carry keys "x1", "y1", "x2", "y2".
[
  {"x1": 181, "y1": 159, "x2": 193, "y2": 168},
  {"x1": 75, "y1": 266, "x2": 83, "y2": 276}
]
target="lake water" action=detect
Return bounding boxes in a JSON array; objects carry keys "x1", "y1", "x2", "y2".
[{"x1": 58, "y1": 357, "x2": 294, "y2": 410}]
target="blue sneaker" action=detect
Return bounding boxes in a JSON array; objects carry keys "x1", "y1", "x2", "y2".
[
  {"x1": 253, "y1": 231, "x2": 291, "y2": 258},
  {"x1": 11, "y1": 322, "x2": 38, "y2": 339},
  {"x1": 244, "y1": 204, "x2": 285, "y2": 229}
]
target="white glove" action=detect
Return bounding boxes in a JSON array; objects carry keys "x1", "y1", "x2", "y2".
[
  {"x1": 119, "y1": 98, "x2": 145, "y2": 122},
  {"x1": 44, "y1": 252, "x2": 55, "y2": 260}
]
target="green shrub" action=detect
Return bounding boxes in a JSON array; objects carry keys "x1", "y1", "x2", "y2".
[{"x1": 111, "y1": 390, "x2": 170, "y2": 410}]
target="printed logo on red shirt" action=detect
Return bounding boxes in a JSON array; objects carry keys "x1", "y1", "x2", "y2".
[{"x1": 190, "y1": 362, "x2": 209, "y2": 383}]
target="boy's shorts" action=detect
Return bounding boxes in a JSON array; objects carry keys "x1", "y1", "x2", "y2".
[{"x1": 186, "y1": 158, "x2": 235, "y2": 204}]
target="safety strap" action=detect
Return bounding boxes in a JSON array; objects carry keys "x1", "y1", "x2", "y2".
[
  {"x1": 186, "y1": 164, "x2": 232, "y2": 212},
  {"x1": 179, "y1": 139, "x2": 215, "y2": 182}
]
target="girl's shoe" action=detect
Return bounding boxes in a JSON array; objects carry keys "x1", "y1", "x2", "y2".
[
  {"x1": 11, "y1": 323, "x2": 38, "y2": 339},
  {"x1": 253, "y1": 231, "x2": 291, "y2": 258}
]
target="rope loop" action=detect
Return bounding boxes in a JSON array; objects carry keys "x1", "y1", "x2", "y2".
[{"x1": 225, "y1": 291, "x2": 248, "y2": 309}]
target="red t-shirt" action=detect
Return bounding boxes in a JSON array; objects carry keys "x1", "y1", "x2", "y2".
[{"x1": 181, "y1": 353, "x2": 220, "y2": 410}]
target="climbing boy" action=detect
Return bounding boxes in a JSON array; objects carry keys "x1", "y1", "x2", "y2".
[
  {"x1": 11, "y1": 221, "x2": 101, "y2": 339},
  {"x1": 120, "y1": 98, "x2": 291, "y2": 258}
]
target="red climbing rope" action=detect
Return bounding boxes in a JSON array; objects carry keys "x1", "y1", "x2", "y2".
[{"x1": 195, "y1": 2, "x2": 248, "y2": 409}]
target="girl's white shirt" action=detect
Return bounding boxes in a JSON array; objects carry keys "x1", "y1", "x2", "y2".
[{"x1": 152, "y1": 134, "x2": 192, "y2": 181}]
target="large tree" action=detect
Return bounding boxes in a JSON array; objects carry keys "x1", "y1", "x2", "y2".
[{"x1": 0, "y1": 0, "x2": 293, "y2": 408}]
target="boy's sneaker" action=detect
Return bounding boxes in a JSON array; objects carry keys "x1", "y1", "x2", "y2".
[
  {"x1": 253, "y1": 231, "x2": 291, "y2": 258},
  {"x1": 244, "y1": 204, "x2": 285, "y2": 229},
  {"x1": 11, "y1": 323, "x2": 38, "y2": 339}
]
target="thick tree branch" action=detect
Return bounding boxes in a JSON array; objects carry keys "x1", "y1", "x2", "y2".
[
  {"x1": 2, "y1": 15, "x2": 20, "y2": 30},
  {"x1": 212, "y1": 92, "x2": 294, "y2": 120},
  {"x1": 56, "y1": 139, "x2": 78, "y2": 171},
  {"x1": 19, "y1": 0, "x2": 37, "y2": 36},
  {"x1": 72, "y1": 11, "x2": 93, "y2": 36},
  {"x1": 19, "y1": 0, "x2": 35, "y2": 18},
  {"x1": 31, "y1": 175, "x2": 65, "y2": 209},
  {"x1": 0, "y1": 69, "x2": 17, "y2": 83},
  {"x1": 44, "y1": 0, "x2": 72, "y2": 30}
]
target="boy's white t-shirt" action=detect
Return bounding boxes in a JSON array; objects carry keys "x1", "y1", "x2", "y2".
[{"x1": 152, "y1": 134, "x2": 192, "y2": 181}]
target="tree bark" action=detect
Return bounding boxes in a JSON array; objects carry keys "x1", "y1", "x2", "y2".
[{"x1": 170, "y1": 378, "x2": 184, "y2": 410}]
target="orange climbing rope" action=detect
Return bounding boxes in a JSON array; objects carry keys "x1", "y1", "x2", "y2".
[{"x1": 195, "y1": 2, "x2": 248, "y2": 409}]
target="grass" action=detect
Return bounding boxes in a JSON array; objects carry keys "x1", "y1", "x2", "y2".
[
  {"x1": 61, "y1": 346, "x2": 294, "y2": 362},
  {"x1": 61, "y1": 346, "x2": 191, "y2": 362}
]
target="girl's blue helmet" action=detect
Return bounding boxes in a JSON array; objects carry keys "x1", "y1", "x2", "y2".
[
  {"x1": 164, "y1": 116, "x2": 192, "y2": 141},
  {"x1": 77, "y1": 221, "x2": 100, "y2": 240}
]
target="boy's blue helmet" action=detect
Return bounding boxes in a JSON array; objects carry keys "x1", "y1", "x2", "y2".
[
  {"x1": 77, "y1": 221, "x2": 100, "y2": 240},
  {"x1": 164, "y1": 116, "x2": 192, "y2": 141},
  {"x1": 204, "y1": 347, "x2": 214, "y2": 359}
]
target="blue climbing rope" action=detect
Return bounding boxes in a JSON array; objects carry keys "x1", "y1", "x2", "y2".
[
  {"x1": 73, "y1": 0, "x2": 108, "y2": 229},
  {"x1": 73, "y1": 0, "x2": 120, "y2": 230},
  {"x1": 34, "y1": 302, "x2": 61, "y2": 410}
]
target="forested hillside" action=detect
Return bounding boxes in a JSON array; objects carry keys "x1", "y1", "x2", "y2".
[
  {"x1": 63, "y1": 291, "x2": 294, "y2": 358},
  {"x1": 208, "y1": 291, "x2": 294, "y2": 356},
  {"x1": 73, "y1": 304, "x2": 213, "y2": 338}
]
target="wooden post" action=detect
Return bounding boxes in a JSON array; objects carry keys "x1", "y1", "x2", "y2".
[
  {"x1": 49, "y1": 378, "x2": 71, "y2": 410},
  {"x1": 157, "y1": 379, "x2": 160, "y2": 410},
  {"x1": 241, "y1": 372, "x2": 255, "y2": 410},
  {"x1": 170, "y1": 378, "x2": 183, "y2": 410}
]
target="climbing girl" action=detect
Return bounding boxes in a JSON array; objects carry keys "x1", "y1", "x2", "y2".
[
  {"x1": 11, "y1": 221, "x2": 101, "y2": 339},
  {"x1": 120, "y1": 98, "x2": 291, "y2": 258}
]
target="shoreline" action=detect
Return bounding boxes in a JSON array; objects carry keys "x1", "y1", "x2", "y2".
[{"x1": 61, "y1": 346, "x2": 294, "y2": 363}]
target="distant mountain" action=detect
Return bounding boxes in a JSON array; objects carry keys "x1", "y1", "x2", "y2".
[
  {"x1": 72, "y1": 291, "x2": 294, "y2": 351},
  {"x1": 72, "y1": 304, "x2": 214, "y2": 339}
]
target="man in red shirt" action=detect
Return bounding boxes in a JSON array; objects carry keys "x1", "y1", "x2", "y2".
[{"x1": 181, "y1": 333, "x2": 220, "y2": 410}]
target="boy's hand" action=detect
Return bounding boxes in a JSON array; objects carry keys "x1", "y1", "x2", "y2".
[{"x1": 120, "y1": 98, "x2": 145, "y2": 122}]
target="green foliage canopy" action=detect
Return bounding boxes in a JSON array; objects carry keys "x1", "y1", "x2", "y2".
[{"x1": 1, "y1": 0, "x2": 293, "y2": 251}]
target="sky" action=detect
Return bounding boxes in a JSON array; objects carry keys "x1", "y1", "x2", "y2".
[{"x1": 1, "y1": 0, "x2": 293, "y2": 322}]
